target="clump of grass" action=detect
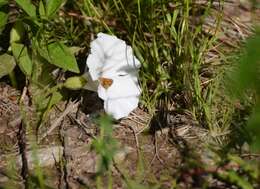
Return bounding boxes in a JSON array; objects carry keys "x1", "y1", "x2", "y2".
[
  {"x1": 75, "y1": 0, "x2": 258, "y2": 151},
  {"x1": 76, "y1": 1, "x2": 231, "y2": 134}
]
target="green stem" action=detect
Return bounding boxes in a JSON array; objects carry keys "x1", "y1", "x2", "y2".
[
  {"x1": 9, "y1": 70, "x2": 17, "y2": 88},
  {"x1": 45, "y1": 83, "x2": 64, "y2": 96}
]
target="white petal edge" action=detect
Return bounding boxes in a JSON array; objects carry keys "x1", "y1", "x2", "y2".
[
  {"x1": 104, "y1": 96, "x2": 139, "y2": 119},
  {"x1": 86, "y1": 33, "x2": 141, "y2": 80}
]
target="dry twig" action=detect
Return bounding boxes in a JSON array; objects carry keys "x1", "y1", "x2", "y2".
[{"x1": 39, "y1": 100, "x2": 79, "y2": 142}]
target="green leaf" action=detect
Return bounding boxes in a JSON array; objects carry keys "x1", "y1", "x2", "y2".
[
  {"x1": 10, "y1": 21, "x2": 25, "y2": 43},
  {"x1": 217, "y1": 170, "x2": 254, "y2": 189},
  {"x1": 248, "y1": 104, "x2": 260, "y2": 151},
  {"x1": 228, "y1": 154, "x2": 259, "y2": 179},
  {"x1": 11, "y1": 43, "x2": 33, "y2": 76},
  {"x1": 46, "y1": 0, "x2": 64, "y2": 18},
  {"x1": 39, "y1": 90, "x2": 63, "y2": 118},
  {"x1": 0, "y1": 3, "x2": 8, "y2": 34},
  {"x1": 224, "y1": 171, "x2": 253, "y2": 189},
  {"x1": 32, "y1": 55, "x2": 55, "y2": 86},
  {"x1": 15, "y1": 0, "x2": 36, "y2": 18},
  {"x1": 233, "y1": 29, "x2": 260, "y2": 94},
  {"x1": 0, "y1": 11, "x2": 8, "y2": 34},
  {"x1": 47, "y1": 91, "x2": 63, "y2": 111},
  {"x1": 0, "y1": 0, "x2": 7, "y2": 7},
  {"x1": 47, "y1": 42, "x2": 79, "y2": 73},
  {"x1": 39, "y1": 0, "x2": 46, "y2": 18},
  {"x1": 0, "y1": 54, "x2": 16, "y2": 79}
]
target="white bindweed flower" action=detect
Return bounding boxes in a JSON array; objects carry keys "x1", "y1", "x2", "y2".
[{"x1": 85, "y1": 33, "x2": 141, "y2": 119}]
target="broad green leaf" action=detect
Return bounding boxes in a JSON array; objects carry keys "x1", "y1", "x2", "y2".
[
  {"x1": 33, "y1": 38, "x2": 50, "y2": 61},
  {"x1": 46, "y1": 0, "x2": 64, "y2": 18},
  {"x1": 0, "y1": 54, "x2": 16, "y2": 79},
  {"x1": 47, "y1": 42, "x2": 79, "y2": 73},
  {"x1": 39, "y1": 0, "x2": 46, "y2": 18},
  {"x1": 11, "y1": 43, "x2": 33, "y2": 76},
  {"x1": 0, "y1": 11, "x2": 8, "y2": 34},
  {"x1": 15, "y1": 0, "x2": 36, "y2": 18},
  {"x1": 0, "y1": 0, "x2": 7, "y2": 7},
  {"x1": 10, "y1": 21, "x2": 25, "y2": 43},
  {"x1": 0, "y1": 4, "x2": 8, "y2": 33}
]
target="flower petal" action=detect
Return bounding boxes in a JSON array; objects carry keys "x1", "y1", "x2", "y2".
[
  {"x1": 104, "y1": 96, "x2": 139, "y2": 119},
  {"x1": 101, "y1": 45, "x2": 141, "y2": 78},
  {"x1": 86, "y1": 33, "x2": 141, "y2": 80},
  {"x1": 86, "y1": 45, "x2": 104, "y2": 80}
]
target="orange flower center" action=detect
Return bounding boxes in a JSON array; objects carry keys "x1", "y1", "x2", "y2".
[{"x1": 99, "y1": 77, "x2": 113, "y2": 89}]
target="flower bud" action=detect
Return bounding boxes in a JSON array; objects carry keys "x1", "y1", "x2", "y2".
[{"x1": 64, "y1": 76, "x2": 87, "y2": 90}]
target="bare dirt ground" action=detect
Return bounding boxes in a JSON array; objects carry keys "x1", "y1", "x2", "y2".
[
  {"x1": 0, "y1": 1, "x2": 259, "y2": 189},
  {"x1": 0, "y1": 83, "x2": 211, "y2": 189}
]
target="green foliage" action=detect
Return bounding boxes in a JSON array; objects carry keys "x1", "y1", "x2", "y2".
[
  {"x1": 0, "y1": 0, "x2": 8, "y2": 7},
  {"x1": 10, "y1": 21, "x2": 33, "y2": 76},
  {"x1": 64, "y1": 76, "x2": 87, "y2": 90},
  {"x1": 248, "y1": 104, "x2": 260, "y2": 150},
  {"x1": 228, "y1": 154, "x2": 259, "y2": 180},
  {"x1": 91, "y1": 115, "x2": 117, "y2": 174},
  {"x1": 15, "y1": 0, "x2": 36, "y2": 18},
  {"x1": 218, "y1": 170, "x2": 254, "y2": 189},
  {"x1": 214, "y1": 154, "x2": 259, "y2": 189},
  {"x1": 231, "y1": 28, "x2": 260, "y2": 150},
  {"x1": 0, "y1": 54, "x2": 16, "y2": 79},
  {"x1": 0, "y1": 0, "x2": 8, "y2": 34},
  {"x1": 46, "y1": 42, "x2": 79, "y2": 73},
  {"x1": 5, "y1": 0, "x2": 81, "y2": 123},
  {"x1": 0, "y1": 8, "x2": 8, "y2": 34},
  {"x1": 11, "y1": 43, "x2": 33, "y2": 76},
  {"x1": 10, "y1": 21, "x2": 25, "y2": 43},
  {"x1": 233, "y1": 29, "x2": 260, "y2": 94},
  {"x1": 46, "y1": 0, "x2": 64, "y2": 18}
]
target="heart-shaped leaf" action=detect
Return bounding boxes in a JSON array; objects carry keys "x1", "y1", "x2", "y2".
[{"x1": 47, "y1": 42, "x2": 79, "y2": 73}]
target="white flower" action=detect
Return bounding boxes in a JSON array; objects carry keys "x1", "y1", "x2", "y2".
[{"x1": 85, "y1": 33, "x2": 141, "y2": 119}]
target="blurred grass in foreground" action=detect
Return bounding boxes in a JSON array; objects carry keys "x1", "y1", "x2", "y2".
[{"x1": 229, "y1": 27, "x2": 260, "y2": 151}]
